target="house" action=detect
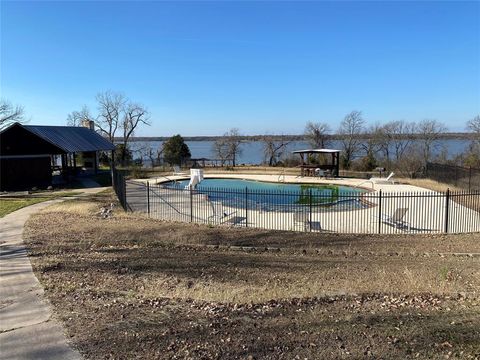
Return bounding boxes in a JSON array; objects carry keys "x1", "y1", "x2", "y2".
[{"x1": 0, "y1": 122, "x2": 115, "y2": 191}]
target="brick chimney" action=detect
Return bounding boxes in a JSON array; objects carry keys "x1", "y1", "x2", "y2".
[{"x1": 81, "y1": 119, "x2": 95, "y2": 130}]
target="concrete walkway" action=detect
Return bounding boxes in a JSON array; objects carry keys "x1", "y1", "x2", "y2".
[{"x1": 0, "y1": 186, "x2": 105, "y2": 359}]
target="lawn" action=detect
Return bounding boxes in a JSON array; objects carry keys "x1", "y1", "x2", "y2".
[
  {"x1": 0, "y1": 191, "x2": 81, "y2": 217},
  {"x1": 23, "y1": 191, "x2": 480, "y2": 359}
]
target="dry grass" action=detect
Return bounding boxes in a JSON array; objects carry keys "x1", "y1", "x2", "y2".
[
  {"x1": 395, "y1": 178, "x2": 465, "y2": 192},
  {"x1": 26, "y1": 193, "x2": 480, "y2": 303},
  {"x1": 23, "y1": 191, "x2": 480, "y2": 359}
]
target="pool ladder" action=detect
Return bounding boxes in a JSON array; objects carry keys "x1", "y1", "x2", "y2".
[
  {"x1": 355, "y1": 179, "x2": 375, "y2": 190},
  {"x1": 154, "y1": 174, "x2": 178, "y2": 185}
]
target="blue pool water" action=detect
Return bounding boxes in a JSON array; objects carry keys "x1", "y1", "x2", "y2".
[{"x1": 163, "y1": 178, "x2": 366, "y2": 208}]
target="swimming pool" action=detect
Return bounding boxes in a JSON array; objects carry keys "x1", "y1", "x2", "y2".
[{"x1": 162, "y1": 178, "x2": 366, "y2": 209}]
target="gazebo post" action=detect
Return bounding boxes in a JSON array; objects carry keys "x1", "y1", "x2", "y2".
[
  {"x1": 299, "y1": 153, "x2": 305, "y2": 176},
  {"x1": 335, "y1": 152, "x2": 339, "y2": 176}
]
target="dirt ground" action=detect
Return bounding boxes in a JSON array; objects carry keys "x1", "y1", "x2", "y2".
[{"x1": 23, "y1": 191, "x2": 480, "y2": 359}]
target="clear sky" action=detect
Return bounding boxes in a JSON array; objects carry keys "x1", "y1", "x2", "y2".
[{"x1": 1, "y1": 1, "x2": 479, "y2": 136}]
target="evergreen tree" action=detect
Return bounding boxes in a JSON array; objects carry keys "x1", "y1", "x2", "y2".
[{"x1": 163, "y1": 135, "x2": 191, "y2": 165}]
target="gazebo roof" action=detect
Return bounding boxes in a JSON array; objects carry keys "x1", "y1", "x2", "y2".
[{"x1": 292, "y1": 148, "x2": 340, "y2": 154}]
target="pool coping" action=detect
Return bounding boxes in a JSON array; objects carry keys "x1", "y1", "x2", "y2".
[{"x1": 140, "y1": 173, "x2": 434, "y2": 194}]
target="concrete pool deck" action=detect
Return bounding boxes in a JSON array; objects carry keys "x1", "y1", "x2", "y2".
[{"x1": 125, "y1": 174, "x2": 479, "y2": 234}]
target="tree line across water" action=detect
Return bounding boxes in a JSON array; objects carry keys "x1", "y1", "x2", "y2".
[{"x1": 1, "y1": 92, "x2": 479, "y2": 175}]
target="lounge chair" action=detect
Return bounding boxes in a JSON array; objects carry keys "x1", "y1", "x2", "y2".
[
  {"x1": 370, "y1": 172, "x2": 395, "y2": 184},
  {"x1": 172, "y1": 165, "x2": 187, "y2": 176},
  {"x1": 207, "y1": 201, "x2": 237, "y2": 225},
  {"x1": 293, "y1": 212, "x2": 322, "y2": 232},
  {"x1": 224, "y1": 216, "x2": 247, "y2": 227},
  {"x1": 379, "y1": 207, "x2": 411, "y2": 230}
]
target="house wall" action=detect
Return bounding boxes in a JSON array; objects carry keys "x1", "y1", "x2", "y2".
[
  {"x1": 0, "y1": 124, "x2": 62, "y2": 190},
  {"x1": 0, "y1": 156, "x2": 52, "y2": 191}
]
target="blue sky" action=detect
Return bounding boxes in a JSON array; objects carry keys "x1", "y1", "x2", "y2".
[{"x1": 1, "y1": 1, "x2": 479, "y2": 136}]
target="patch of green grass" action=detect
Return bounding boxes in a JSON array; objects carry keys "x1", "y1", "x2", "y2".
[
  {"x1": 0, "y1": 191, "x2": 82, "y2": 217},
  {"x1": 0, "y1": 198, "x2": 49, "y2": 217}
]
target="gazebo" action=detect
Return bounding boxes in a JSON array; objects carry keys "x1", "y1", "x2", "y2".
[{"x1": 292, "y1": 148, "x2": 341, "y2": 177}]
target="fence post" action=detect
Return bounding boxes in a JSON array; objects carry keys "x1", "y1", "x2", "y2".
[
  {"x1": 147, "y1": 182, "x2": 150, "y2": 217},
  {"x1": 245, "y1": 187, "x2": 248, "y2": 227},
  {"x1": 190, "y1": 188, "x2": 193, "y2": 223},
  {"x1": 378, "y1": 189, "x2": 382, "y2": 234},
  {"x1": 309, "y1": 189, "x2": 312, "y2": 232},
  {"x1": 123, "y1": 175, "x2": 127, "y2": 211},
  {"x1": 469, "y1": 167, "x2": 472, "y2": 191},
  {"x1": 444, "y1": 188, "x2": 450, "y2": 233}
]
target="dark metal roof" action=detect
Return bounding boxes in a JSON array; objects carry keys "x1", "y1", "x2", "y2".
[{"x1": 22, "y1": 124, "x2": 115, "y2": 153}]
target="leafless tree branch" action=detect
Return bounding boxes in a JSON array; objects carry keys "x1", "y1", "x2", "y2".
[{"x1": 0, "y1": 99, "x2": 24, "y2": 129}]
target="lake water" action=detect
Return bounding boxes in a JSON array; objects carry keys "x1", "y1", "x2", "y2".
[{"x1": 128, "y1": 139, "x2": 469, "y2": 165}]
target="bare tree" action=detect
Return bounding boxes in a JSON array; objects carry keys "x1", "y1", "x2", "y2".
[
  {"x1": 417, "y1": 119, "x2": 447, "y2": 165},
  {"x1": 212, "y1": 128, "x2": 243, "y2": 167},
  {"x1": 376, "y1": 120, "x2": 417, "y2": 166},
  {"x1": 66, "y1": 105, "x2": 92, "y2": 126},
  {"x1": 465, "y1": 115, "x2": 480, "y2": 167},
  {"x1": 225, "y1": 128, "x2": 243, "y2": 167},
  {"x1": 143, "y1": 146, "x2": 162, "y2": 169},
  {"x1": 95, "y1": 91, "x2": 127, "y2": 142},
  {"x1": 262, "y1": 135, "x2": 291, "y2": 166},
  {"x1": 304, "y1": 122, "x2": 331, "y2": 148},
  {"x1": 120, "y1": 103, "x2": 150, "y2": 164},
  {"x1": 212, "y1": 137, "x2": 231, "y2": 166},
  {"x1": 396, "y1": 142, "x2": 425, "y2": 177},
  {"x1": 359, "y1": 124, "x2": 383, "y2": 170},
  {"x1": 0, "y1": 99, "x2": 24, "y2": 129},
  {"x1": 338, "y1": 111, "x2": 365, "y2": 169},
  {"x1": 467, "y1": 115, "x2": 480, "y2": 140}
]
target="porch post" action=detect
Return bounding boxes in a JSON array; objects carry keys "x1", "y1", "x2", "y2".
[
  {"x1": 110, "y1": 150, "x2": 115, "y2": 187},
  {"x1": 94, "y1": 151, "x2": 98, "y2": 174},
  {"x1": 73, "y1": 152, "x2": 77, "y2": 174}
]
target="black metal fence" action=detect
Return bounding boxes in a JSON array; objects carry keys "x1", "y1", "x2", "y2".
[
  {"x1": 426, "y1": 163, "x2": 480, "y2": 191},
  {"x1": 112, "y1": 175, "x2": 480, "y2": 234},
  {"x1": 112, "y1": 169, "x2": 127, "y2": 210}
]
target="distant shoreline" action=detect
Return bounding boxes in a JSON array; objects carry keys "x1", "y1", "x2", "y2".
[{"x1": 121, "y1": 132, "x2": 474, "y2": 142}]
